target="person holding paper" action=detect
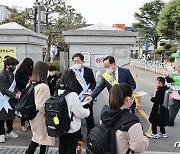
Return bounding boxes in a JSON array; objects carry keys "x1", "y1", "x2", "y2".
[
  {"x1": 71, "y1": 53, "x2": 96, "y2": 139},
  {"x1": 85, "y1": 56, "x2": 136, "y2": 113},
  {"x1": 0, "y1": 56, "x2": 20, "y2": 143}
]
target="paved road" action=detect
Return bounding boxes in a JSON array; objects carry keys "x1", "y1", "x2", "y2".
[
  {"x1": 0, "y1": 66, "x2": 180, "y2": 153},
  {"x1": 130, "y1": 66, "x2": 180, "y2": 153}
]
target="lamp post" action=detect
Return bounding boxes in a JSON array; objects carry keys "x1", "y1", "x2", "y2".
[{"x1": 35, "y1": 1, "x2": 46, "y2": 33}]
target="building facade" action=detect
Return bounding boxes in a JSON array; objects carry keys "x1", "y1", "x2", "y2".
[{"x1": 0, "y1": 5, "x2": 9, "y2": 22}]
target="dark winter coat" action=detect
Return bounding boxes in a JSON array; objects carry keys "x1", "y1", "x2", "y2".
[
  {"x1": 47, "y1": 74, "x2": 58, "y2": 96},
  {"x1": 149, "y1": 85, "x2": 169, "y2": 126},
  {"x1": 15, "y1": 67, "x2": 30, "y2": 92},
  {"x1": 0, "y1": 69, "x2": 19, "y2": 120}
]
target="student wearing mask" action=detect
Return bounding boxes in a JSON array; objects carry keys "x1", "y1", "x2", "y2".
[
  {"x1": 0, "y1": 56, "x2": 20, "y2": 143},
  {"x1": 47, "y1": 65, "x2": 58, "y2": 96}
]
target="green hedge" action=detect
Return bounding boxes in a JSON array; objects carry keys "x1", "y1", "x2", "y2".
[{"x1": 49, "y1": 60, "x2": 60, "y2": 72}]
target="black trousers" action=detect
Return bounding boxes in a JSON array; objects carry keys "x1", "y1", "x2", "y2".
[
  {"x1": 77, "y1": 104, "x2": 95, "y2": 140},
  {"x1": 0, "y1": 120, "x2": 13, "y2": 135},
  {"x1": 21, "y1": 119, "x2": 25, "y2": 126},
  {"x1": 152, "y1": 124, "x2": 165, "y2": 134},
  {"x1": 59, "y1": 131, "x2": 79, "y2": 154},
  {"x1": 85, "y1": 104, "x2": 95, "y2": 135},
  {"x1": 25, "y1": 141, "x2": 48, "y2": 154}
]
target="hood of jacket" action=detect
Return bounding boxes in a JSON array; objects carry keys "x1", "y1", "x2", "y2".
[
  {"x1": 101, "y1": 105, "x2": 130, "y2": 127},
  {"x1": 157, "y1": 85, "x2": 169, "y2": 92}
]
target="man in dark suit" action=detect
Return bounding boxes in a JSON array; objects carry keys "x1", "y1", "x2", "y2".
[
  {"x1": 71, "y1": 53, "x2": 96, "y2": 138},
  {"x1": 87, "y1": 56, "x2": 136, "y2": 113}
]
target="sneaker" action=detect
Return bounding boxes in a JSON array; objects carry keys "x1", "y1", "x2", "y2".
[
  {"x1": 161, "y1": 134, "x2": 168, "y2": 138},
  {"x1": 147, "y1": 133, "x2": 159, "y2": 139},
  {"x1": 21, "y1": 125, "x2": 28, "y2": 132},
  {"x1": 6, "y1": 131, "x2": 18, "y2": 138},
  {"x1": 0, "y1": 135, "x2": 6, "y2": 143}
]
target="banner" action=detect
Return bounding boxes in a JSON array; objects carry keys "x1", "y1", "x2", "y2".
[
  {"x1": 172, "y1": 74, "x2": 180, "y2": 86},
  {"x1": 95, "y1": 55, "x2": 108, "y2": 67},
  {"x1": 0, "y1": 47, "x2": 16, "y2": 70}
]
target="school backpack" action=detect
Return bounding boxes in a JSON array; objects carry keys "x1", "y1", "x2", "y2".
[
  {"x1": 86, "y1": 110, "x2": 140, "y2": 154},
  {"x1": 15, "y1": 82, "x2": 39, "y2": 120},
  {"x1": 45, "y1": 90, "x2": 73, "y2": 137}
]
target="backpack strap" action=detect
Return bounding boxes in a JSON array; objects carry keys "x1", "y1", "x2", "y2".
[
  {"x1": 62, "y1": 90, "x2": 74, "y2": 121},
  {"x1": 62, "y1": 90, "x2": 71, "y2": 96},
  {"x1": 113, "y1": 110, "x2": 140, "y2": 132},
  {"x1": 111, "y1": 110, "x2": 139, "y2": 154}
]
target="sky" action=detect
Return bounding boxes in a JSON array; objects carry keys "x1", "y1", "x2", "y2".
[{"x1": 0, "y1": 0, "x2": 169, "y2": 26}]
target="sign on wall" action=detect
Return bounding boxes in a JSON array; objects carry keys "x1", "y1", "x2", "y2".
[
  {"x1": 0, "y1": 47, "x2": 16, "y2": 70},
  {"x1": 95, "y1": 55, "x2": 108, "y2": 67},
  {"x1": 172, "y1": 74, "x2": 180, "y2": 86},
  {"x1": 81, "y1": 51, "x2": 91, "y2": 67}
]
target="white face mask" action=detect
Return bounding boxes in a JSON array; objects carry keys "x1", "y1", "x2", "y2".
[
  {"x1": 49, "y1": 71, "x2": 56, "y2": 76},
  {"x1": 74, "y1": 64, "x2": 82, "y2": 70},
  {"x1": 106, "y1": 67, "x2": 113, "y2": 74}
]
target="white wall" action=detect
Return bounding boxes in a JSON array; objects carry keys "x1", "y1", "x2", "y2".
[
  {"x1": 69, "y1": 44, "x2": 131, "y2": 72},
  {"x1": 0, "y1": 43, "x2": 43, "y2": 66}
]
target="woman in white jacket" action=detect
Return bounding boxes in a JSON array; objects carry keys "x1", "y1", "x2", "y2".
[{"x1": 58, "y1": 69, "x2": 90, "y2": 154}]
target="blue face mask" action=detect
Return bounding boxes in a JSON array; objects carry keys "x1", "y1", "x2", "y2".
[{"x1": 9, "y1": 66, "x2": 16, "y2": 72}]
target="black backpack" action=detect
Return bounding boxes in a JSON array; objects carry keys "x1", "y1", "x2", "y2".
[
  {"x1": 15, "y1": 83, "x2": 39, "y2": 120},
  {"x1": 45, "y1": 90, "x2": 73, "y2": 137},
  {"x1": 86, "y1": 110, "x2": 140, "y2": 154}
]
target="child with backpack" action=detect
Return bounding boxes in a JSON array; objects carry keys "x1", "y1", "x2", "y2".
[
  {"x1": 25, "y1": 61, "x2": 55, "y2": 154},
  {"x1": 147, "y1": 77, "x2": 169, "y2": 139},
  {"x1": 87, "y1": 83, "x2": 148, "y2": 154},
  {"x1": 58, "y1": 69, "x2": 90, "y2": 154}
]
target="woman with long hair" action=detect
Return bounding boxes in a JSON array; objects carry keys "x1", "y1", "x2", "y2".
[
  {"x1": 58, "y1": 69, "x2": 90, "y2": 154},
  {"x1": 25, "y1": 61, "x2": 55, "y2": 154},
  {"x1": 15, "y1": 57, "x2": 34, "y2": 131},
  {"x1": 101, "y1": 83, "x2": 148, "y2": 154}
]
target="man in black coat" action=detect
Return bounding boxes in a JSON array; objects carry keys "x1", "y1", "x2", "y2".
[
  {"x1": 71, "y1": 53, "x2": 96, "y2": 139},
  {"x1": 0, "y1": 56, "x2": 20, "y2": 143},
  {"x1": 85, "y1": 56, "x2": 136, "y2": 113}
]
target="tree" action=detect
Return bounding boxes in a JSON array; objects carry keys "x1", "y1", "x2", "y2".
[
  {"x1": 133, "y1": 0, "x2": 165, "y2": 50},
  {"x1": 157, "y1": 0, "x2": 180, "y2": 42},
  {"x1": 41, "y1": 0, "x2": 86, "y2": 62},
  {"x1": 154, "y1": 42, "x2": 177, "y2": 62},
  {"x1": 1, "y1": 0, "x2": 86, "y2": 62},
  {"x1": 0, "y1": 8, "x2": 31, "y2": 29}
]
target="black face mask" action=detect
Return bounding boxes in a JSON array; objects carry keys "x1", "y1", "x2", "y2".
[{"x1": 9, "y1": 66, "x2": 16, "y2": 72}]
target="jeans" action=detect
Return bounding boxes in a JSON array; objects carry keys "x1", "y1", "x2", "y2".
[{"x1": 0, "y1": 120, "x2": 13, "y2": 135}]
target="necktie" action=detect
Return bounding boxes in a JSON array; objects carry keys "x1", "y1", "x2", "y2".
[{"x1": 112, "y1": 72, "x2": 116, "y2": 80}]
